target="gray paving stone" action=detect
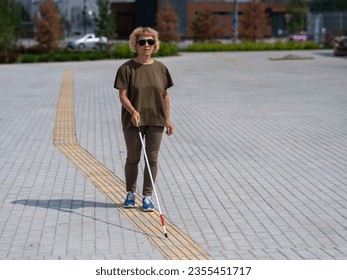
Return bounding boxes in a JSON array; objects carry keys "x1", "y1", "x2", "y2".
[{"x1": 1, "y1": 51, "x2": 347, "y2": 260}]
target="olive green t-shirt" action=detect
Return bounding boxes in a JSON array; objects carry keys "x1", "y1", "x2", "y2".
[{"x1": 114, "y1": 59, "x2": 174, "y2": 129}]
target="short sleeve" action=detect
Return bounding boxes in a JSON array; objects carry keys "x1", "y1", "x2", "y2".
[
  {"x1": 164, "y1": 66, "x2": 174, "y2": 89},
  {"x1": 114, "y1": 64, "x2": 129, "y2": 90}
]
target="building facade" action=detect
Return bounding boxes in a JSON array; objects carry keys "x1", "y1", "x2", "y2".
[
  {"x1": 110, "y1": 0, "x2": 291, "y2": 39},
  {"x1": 18, "y1": 0, "x2": 293, "y2": 39},
  {"x1": 18, "y1": 0, "x2": 99, "y2": 36}
]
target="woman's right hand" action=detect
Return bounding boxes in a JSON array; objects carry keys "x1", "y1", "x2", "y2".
[{"x1": 131, "y1": 110, "x2": 140, "y2": 127}]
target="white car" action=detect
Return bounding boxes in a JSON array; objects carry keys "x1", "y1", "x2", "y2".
[{"x1": 67, "y1": 33, "x2": 108, "y2": 50}]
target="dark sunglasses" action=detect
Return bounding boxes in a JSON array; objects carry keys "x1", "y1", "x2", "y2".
[{"x1": 137, "y1": 39, "x2": 155, "y2": 46}]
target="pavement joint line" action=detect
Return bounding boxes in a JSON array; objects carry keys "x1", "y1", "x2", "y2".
[{"x1": 53, "y1": 68, "x2": 212, "y2": 260}]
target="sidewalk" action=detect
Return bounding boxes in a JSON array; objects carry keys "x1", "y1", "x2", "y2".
[{"x1": 0, "y1": 50, "x2": 347, "y2": 260}]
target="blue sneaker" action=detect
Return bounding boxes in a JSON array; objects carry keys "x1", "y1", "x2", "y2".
[
  {"x1": 124, "y1": 192, "x2": 135, "y2": 208},
  {"x1": 142, "y1": 196, "x2": 154, "y2": 212}
]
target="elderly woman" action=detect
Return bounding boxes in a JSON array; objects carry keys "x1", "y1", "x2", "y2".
[{"x1": 114, "y1": 27, "x2": 174, "y2": 212}]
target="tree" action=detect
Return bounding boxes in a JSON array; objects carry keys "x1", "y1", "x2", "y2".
[
  {"x1": 309, "y1": 0, "x2": 347, "y2": 11},
  {"x1": 239, "y1": 1, "x2": 268, "y2": 42},
  {"x1": 286, "y1": 0, "x2": 308, "y2": 34},
  {"x1": 191, "y1": 9, "x2": 223, "y2": 42},
  {"x1": 95, "y1": 0, "x2": 116, "y2": 40},
  {"x1": 33, "y1": 0, "x2": 63, "y2": 52},
  {"x1": 156, "y1": 0, "x2": 180, "y2": 42},
  {"x1": 0, "y1": 0, "x2": 22, "y2": 53}
]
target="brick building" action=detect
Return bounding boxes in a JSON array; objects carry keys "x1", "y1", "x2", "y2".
[
  {"x1": 111, "y1": 0, "x2": 291, "y2": 39},
  {"x1": 17, "y1": 0, "x2": 292, "y2": 39}
]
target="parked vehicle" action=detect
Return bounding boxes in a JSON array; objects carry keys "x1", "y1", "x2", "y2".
[
  {"x1": 333, "y1": 36, "x2": 347, "y2": 56},
  {"x1": 290, "y1": 32, "x2": 307, "y2": 42},
  {"x1": 67, "y1": 34, "x2": 108, "y2": 50}
]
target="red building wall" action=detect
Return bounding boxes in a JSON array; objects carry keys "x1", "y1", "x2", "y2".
[
  {"x1": 111, "y1": 1, "x2": 289, "y2": 39},
  {"x1": 186, "y1": 2, "x2": 288, "y2": 38}
]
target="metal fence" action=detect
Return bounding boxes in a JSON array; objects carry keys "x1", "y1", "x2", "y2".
[{"x1": 308, "y1": 12, "x2": 347, "y2": 44}]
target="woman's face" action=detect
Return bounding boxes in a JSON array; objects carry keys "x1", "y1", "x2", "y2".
[{"x1": 136, "y1": 36, "x2": 155, "y2": 56}]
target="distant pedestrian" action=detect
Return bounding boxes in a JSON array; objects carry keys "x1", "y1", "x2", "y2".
[{"x1": 114, "y1": 27, "x2": 174, "y2": 212}]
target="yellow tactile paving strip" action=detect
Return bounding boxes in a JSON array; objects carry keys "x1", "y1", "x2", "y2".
[{"x1": 53, "y1": 68, "x2": 212, "y2": 260}]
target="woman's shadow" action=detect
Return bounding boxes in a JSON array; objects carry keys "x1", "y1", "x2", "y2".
[{"x1": 11, "y1": 199, "x2": 157, "y2": 238}]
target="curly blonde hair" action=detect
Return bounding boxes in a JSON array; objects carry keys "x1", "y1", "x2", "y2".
[{"x1": 129, "y1": 27, "x2": 160, "y2": 53}]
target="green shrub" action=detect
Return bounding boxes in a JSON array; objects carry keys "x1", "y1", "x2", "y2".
[
  {"x1": 17, "y1": 43, "x2": 179, "y2": 63},
  {"x1": 17, "y1": 53, "x2": 39, "y2": 63},
  {"x1": 18, "y1": 50, "x2": 114, "y2": 63},
  {"x1": 15, "y1": 41, "x2": 320, "y2": 63},
  {"x1": 156, "y1": 41, "x2": 179, "y2": 56},
  {"x1": 0, "y1": 46, "x2": 22, "y2": 63},
  {"x1": 113, "y1": 42, "x2": 179, "y2": 58},
  {"x1": 185, "y1": 41, "x2": 320, "y2": 52},
  {"x1": 113, "y1": 43, "x2": 133, "y2": 58}
]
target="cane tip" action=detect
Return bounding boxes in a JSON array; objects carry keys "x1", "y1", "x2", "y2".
[{"x1": 164, "y1": 233, "x2": 168, "y2": 238}]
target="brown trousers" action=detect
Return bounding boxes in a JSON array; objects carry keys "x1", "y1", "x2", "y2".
[{"x1": 123, "y1": 126, "x2": 164, "y2": 196}]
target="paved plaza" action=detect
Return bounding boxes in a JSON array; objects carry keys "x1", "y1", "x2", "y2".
[{"x1": 0, "y1": 50, "x2": 346, "y2": 260}]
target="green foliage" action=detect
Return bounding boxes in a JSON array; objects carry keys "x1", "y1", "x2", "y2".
[
  {"x1": 95, "y1": 0, "x2": 116, "y2": 40},
  {"x1": 156, "y1": 41, "x2": 179, "y2": 56},
  {"x1": 286, "y1": 0, "x2": 309, "y2": 34},
  {"x1": 16, "y1": 42, "x2": 179, "y2": 63},
  {"x1": 113, "y1": 43, "x2": 133, "y2": 58},
  {"x1": 14, "y1": 41, "x2": 321, "y2": 64},
  {"x1": 113, "y1": 42, "x2": 178, "y2": 58},
  {"x1": 18, "y1": 50, "x2": 113, "y2": 63},
  {"x1": 309, "y1": 0, "x2": 347, "y2": 11},
  {"x1": 185, "y1": 41, "x2": 320, "y2": 52},
  {"x1": 0, "y1": 0, "x2": 22, "y2": 53}
]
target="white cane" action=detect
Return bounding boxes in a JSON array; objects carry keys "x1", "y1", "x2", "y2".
[{"x1": 137, "y1": 125, "x2": 168, "y2": 238}]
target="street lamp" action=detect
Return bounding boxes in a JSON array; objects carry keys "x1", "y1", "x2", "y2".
[
  {"x1": 83, "y1": 0, "x2": 87, "y2": 34},
  {"x1": 233, "y1": 0, "x2": 238, "y2": 42}
]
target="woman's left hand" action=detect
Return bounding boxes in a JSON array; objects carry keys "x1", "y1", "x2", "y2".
[{"x1": 166, "y1": 120, "x2": 174, "y2": 136}]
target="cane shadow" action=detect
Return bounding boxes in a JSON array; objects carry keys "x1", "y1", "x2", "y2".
[{"x1": 11, "y1": 199, "x2": 160, "y2": 239}]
